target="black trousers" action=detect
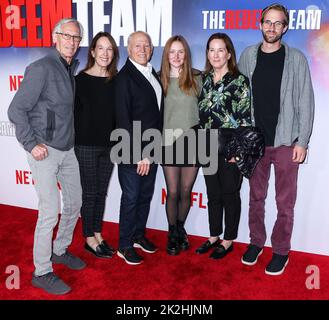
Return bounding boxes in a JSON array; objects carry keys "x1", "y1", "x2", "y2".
[
  {"x1": 75, "y1": 145, "x2": 114, "y2": 237},
  {"x1": 203, "y1": 154, "x2": 242, "y2": 240}
]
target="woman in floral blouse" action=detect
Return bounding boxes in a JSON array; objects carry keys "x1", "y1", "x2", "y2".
[{"x1": 196, "y1": 33, "x2": 252, "y2": 259}]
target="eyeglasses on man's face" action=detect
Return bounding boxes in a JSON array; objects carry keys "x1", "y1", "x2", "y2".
[
  {"x1": 56, "y1": 32, "x2": 82, "y2": 43},
  {"x1": 262, "y1": 20, "x2": 286, "y2": 29}
]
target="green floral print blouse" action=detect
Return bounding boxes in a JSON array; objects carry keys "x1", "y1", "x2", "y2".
[{"x1": 198, "y1": 71, "x2": 252, "y2": 129}]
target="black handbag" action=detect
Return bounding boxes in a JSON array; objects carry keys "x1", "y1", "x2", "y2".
[{"x1": 224, "y1": 126, "x2": 265, "y2": 178}]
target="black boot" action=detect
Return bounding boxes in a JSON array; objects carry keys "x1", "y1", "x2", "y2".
[
  {"x1": 167, "y1": 225, "x2": 180, "y2": 256},
  {"x1": 177, "y1": 220, "x2": 189, "y2": 251}
]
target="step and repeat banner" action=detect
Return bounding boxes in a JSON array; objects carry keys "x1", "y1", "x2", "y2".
[{"x1": 1, "y1": 0, "x2": 328, "y2": 255}]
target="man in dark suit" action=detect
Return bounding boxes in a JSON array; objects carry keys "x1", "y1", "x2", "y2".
[{"x1": 114, "y1": 31, "x2": 163, "y2": 265}]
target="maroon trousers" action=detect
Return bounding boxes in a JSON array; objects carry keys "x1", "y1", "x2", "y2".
[{"x1": 248, "y1": 146, "x2": 299, "y2": 255}]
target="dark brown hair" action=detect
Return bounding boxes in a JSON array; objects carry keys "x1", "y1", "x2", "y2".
[
  {"x1": 82, "y1": 32, "x2": 119, "y2": 80},
  {"x1": 160, "y1": 35, "x2": 198, "y2": 96},
  {"x1": 261, "y1": 3, "x2": 289, "y2": 26},
  {"x1": 204, "y1": 33, "x2": 239, "y2": 76}
]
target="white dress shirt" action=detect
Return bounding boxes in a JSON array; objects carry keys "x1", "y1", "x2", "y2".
[{"x1": 129, "y1": 58, "x2": 162, "y2": 109}]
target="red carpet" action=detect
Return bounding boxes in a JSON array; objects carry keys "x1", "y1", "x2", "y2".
[{"x1": 0, "y1": 204, "x2": 328, "y2": 300}]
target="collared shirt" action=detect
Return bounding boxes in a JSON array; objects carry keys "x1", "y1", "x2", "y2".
[
  {"x1": 129, "y1": 58, "x2": 162, "y2": 109},
  {"x1": 198, "y1": 71, "x2": 252, "y2": 129}
]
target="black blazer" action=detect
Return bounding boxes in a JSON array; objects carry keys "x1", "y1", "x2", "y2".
[{"x1": 114, "y1": 58, "x2": 164, "y2": 163}]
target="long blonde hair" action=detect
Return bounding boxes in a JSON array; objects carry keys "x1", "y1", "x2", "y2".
[{"x1": 160, "y1": 35, "x2": 198, "y2": 96}]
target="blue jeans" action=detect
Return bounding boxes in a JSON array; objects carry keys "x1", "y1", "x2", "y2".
[{"x1": 118, "y1": 164, "x2": 158, "y2": 249}]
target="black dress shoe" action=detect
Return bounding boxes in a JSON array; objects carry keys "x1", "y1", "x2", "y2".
[
  {"x1": 195, "y1": 239, "x2": 219, "y2": 254},
  {"x1": 100, "y1": 240, "x2": 116, "y2": 255},
  {"x1": 209, "y1": 243, "x2": 233, "y2": 259},
  {"x1": 84, "y1": 243, "x2": 113, "y2": 258}
]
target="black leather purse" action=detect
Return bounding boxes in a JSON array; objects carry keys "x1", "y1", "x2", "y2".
[{"x1": 224, "y1": 126, "x2": 265, "y2": 178}]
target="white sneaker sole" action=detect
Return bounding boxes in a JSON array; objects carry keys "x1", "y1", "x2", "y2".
[
  {"x1": 117, "y1": 251, "x2": 143, "y2": 265},
  {"x1": 265, "y1": 258, "x2": 289, "y2": 276},
  {"x1": 241, "y1": 249, "x2": 263, "y2": 266},
  {"x1": 133, "y1": 243, "x2": 158, "y2": 253}
]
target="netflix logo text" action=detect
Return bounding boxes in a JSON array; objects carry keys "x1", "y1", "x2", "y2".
[
  {"x1": 9, "y1": 75, "x2": 23, "y2": 91},
  {"x1": 15, "y1": 170, "x2": 34, "y2": 185},
  {"x1": 161, "y1": 188, "x2": 207, "y2": 209},
  {"x1": 15, "y1": 169, "x2": 61, "y2": 189}
]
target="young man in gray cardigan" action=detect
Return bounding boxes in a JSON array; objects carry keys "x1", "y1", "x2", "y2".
[
  {"x1": 238, "y1": 3, "x2": 314, "y2": 275},
  {"x1": 8, "y1": 18, "x2": 86, "y2": 294}
]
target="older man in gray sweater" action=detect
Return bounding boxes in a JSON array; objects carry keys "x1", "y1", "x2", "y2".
[
  {"x1": 8, "y1": 18, "x2": 86, "y2": 295},
  {"x1": 238, "y1": 3, "x2": 314, "y2": 275}
]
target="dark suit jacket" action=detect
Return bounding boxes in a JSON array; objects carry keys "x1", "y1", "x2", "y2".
[{"x1": 114, "y1": 58, "x2": 164, "y2": 164}]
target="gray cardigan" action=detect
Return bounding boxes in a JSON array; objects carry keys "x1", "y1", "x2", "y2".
[
  {"x1": 238, "y1": 42, "x2": 314, "y2": 149},
  {"x1": 8, "y1": 48, "x2": 78, "y2": 152}
]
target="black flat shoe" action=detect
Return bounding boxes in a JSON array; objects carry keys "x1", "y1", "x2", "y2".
[
  {"x1": 195, "y1": 239, "x2": 219, "y2": 254},
  {"x1": 209, "y1": 243, "x2": 233, "y2": 259},
  {"x1": 84, "y1": 243, "x2": 113, "y2": 258},
  {"x1": 100, "y1": 240, "x2": 116, "y2": 255}
]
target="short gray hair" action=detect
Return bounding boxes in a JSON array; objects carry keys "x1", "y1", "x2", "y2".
[{"x1": 52, "y1": 18, "x2": 84, "y2": 39}]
